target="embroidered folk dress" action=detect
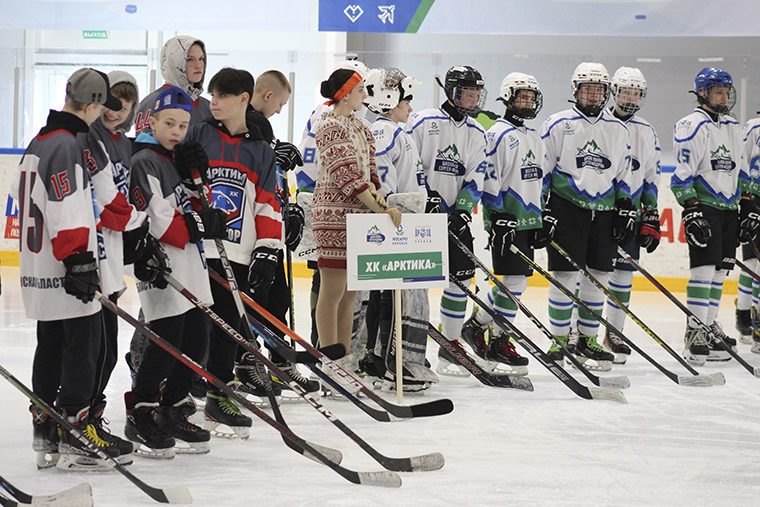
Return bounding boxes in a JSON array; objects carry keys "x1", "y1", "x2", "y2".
[{"x1": 313, "y1": 111, "x2": 381, "y2": 269}]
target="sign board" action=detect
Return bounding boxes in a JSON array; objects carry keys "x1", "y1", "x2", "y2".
[
  {"x1": 347, "y1": 213, "x2": 448, "y2": 291},
  {"x1": 82, "y1": 30, "x2": 108, "y2": 39}
]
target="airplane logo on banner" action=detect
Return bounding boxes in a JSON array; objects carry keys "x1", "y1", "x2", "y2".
[{"x1": 378, "y1": 5, "x2": 394, "y2": 24}]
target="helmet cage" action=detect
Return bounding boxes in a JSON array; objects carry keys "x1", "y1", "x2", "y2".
[{"x1": 443, "y1": 66, "x2": 486, "y2": 117}]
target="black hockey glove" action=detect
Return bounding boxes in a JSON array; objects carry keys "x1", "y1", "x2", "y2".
[
  {"x1": 248, "y1": 247, "x2": 279, "y2": 294},
  {"x1": 183, "y1": 208, "x2": 227, "y2": 243},
  {"x1": 274, "y1": 141, "x2": 304, "y2": 172},
  {"x1": 133, "y1": 235, "x2": 171, "y2": 289},
  {"x1": 284, "y1": 203, "x2": 305, "y2": 251},
  {"x1": 681, "y1": 198, "x2": 712, "y2": 248},
  {"x1": 425, "y1": 189, "x2": 442, "y2": 214},
  {"x1": 613, "y1": 198, "x2": 637, "y2": 245},
  {"x1": 62, "y1": 251, "x2": 99, "y2": 303},
  {"x1": 448, "y1": 209, "x2": 472, "y2": 238},
  {"x1": 173, "y1": 140, "x2": 209, "y2": 190},
  {"x1": 123, "y1": 221, "x2": 150, "y2": 265},
  {"x1": 738, "y1": 194, "x2": 760, "y2": 244},
  {"x1": 531, "y1": 205, "x2": 557, "y2": 250},
  {"x1": 639, "y1": 209, "x2": 661, "y2": 253},
  {"x1": 488, "y1": 212, "x2": 518, "y2": 257}
]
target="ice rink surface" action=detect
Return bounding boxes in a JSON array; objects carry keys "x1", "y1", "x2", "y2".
[{"x1": 2, "y1": 265, "x2": 760, "y2": 506}]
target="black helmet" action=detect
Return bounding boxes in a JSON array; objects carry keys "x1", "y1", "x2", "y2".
[{"x1": 438, "y1": 65, "x2": 487, "y2": 117}]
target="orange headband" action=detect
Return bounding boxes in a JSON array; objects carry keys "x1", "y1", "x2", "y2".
[{"x1": 328, "y1": 72, "x2": 362, "y2": 105}]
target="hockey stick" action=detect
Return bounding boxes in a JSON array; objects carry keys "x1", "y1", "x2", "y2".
[
  {"x1": 619, "y1": 246, "x2": 759, "y2": 378},
  {"x1": 448, "y1": 233, "x2": 630, "y2": 390},
  {"x1": 549, "y1": 241, "x2": 722, "y2": 386},
  {"x1": 426, "y1": 324, "x2": 534, "y2": 390},
  {"x1": 282, "y1": 170, "x2": 297, "y2": 337},
  {"x1": 0, "y1": 363, "x2": 192, "y2": 504},
  {"x1": 450, "y1": 277, "x2": 627, "y2": 403},
  {"x1": 0, "y1": 475, "x2": 92, "y2": 507},
  {"x1": 97, "y1": 292, "x2": 403, "y2": 486},
  {"x1": 209, "y1": 268, "x2": 455, "y2": 420},
  {"x1": 510, "y1": 244, "x2": 716, "y2": 387},
  {"x1": 163, "y1": 272, "x2": 444, "y2": 473}
]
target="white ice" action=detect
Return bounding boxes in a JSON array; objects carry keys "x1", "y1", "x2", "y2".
[{"x1": 1, "y1": 265, "x2": 760, "y2": 506}]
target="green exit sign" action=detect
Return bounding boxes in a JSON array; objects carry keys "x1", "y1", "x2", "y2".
[{"x1": 82, "y1": 30, "x2": 108, "y2": 39}]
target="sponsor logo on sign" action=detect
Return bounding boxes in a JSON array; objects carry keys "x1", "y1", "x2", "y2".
[{"x1": 366, "y1": 225, "x2": 385, "y2": 244}]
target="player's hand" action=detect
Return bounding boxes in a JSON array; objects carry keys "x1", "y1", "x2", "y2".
[
  {"x1": 173, "y1": 141, "x2": 209, "y2": 190},
  {"x1": 488, "y1": 212, "x2": 517, "y2": 257},
  {"x1": 639, "y1": 209, "x2": 661, "y2": 253},
  {"x1": 613, "y1": 198, "x2": 637, "y2": 245},
  {"x1": 62, "y1": 252, "x2": 99, "y2": 303},
  {"x1": 682, "y1": 199, "x2": 711, "y2": 248}
]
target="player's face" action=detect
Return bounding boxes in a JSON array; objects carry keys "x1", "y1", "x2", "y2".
[
  {"x1": 150, "y1": 109, "x2": 191, "y2": 151},
  {"x1": 707, "y1": 85, "x2": 730, "y2": 108},
  {"x1": 186, "y1": 44, "x2": 206, "y2": 85},
  {"x1": 386, "y1": 100, "x2": 413, "y2": 124},
  {"x1": 82, "y1": 103, "x2": 104, "y2": 126},
  {"x1": 346, "y1": 82, "x2": 368, "y2": 112},
  {"x1": 456, "y1": 88, "x2": 481, "y2": 110},
  {"x1": 102, "y1": 98, "x2": 134, "y2": 129},
  {"x1": 210, "y1": 90, "x2": 248, "y2": 122},
  {"x1": 260, "y1": 90, "x2": 290, "y2": 119},
  {"x1": 577, "y1": 83, "x2": 606, "y2": 107},
  {"x1": 615, "y1": 87, "x2": 642, "y2": 109},
  {"x1": 513, "y1": 89, "x2": 537, "y2": 111}
]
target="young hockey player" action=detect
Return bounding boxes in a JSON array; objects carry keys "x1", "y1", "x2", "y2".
[
  {"x1": 601, "y1": 67, "x2": 661, "y2": 364},
  {"x1": 184, "y1": 67, "x2": 280, "y2": 437},
  {"x1": 125, "y1": 86, "x2": 226, "y2": 457},
  {"x1": 405, "y1": 65, "x2": 488, "y2": 372},
  {"x1": 13, "y1": 67, "x2": 123, "y2": 470},
  {"x1": 671, "y1": 67, "x2": 753, "y2": 364},
  {"x1": 540, "y1": 62, "x2": 634, "y2": 371},
  {"x1": 465, "y1": 72, "x2": 549, "y2": 376}
]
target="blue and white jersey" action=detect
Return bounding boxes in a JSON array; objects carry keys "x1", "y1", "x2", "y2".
[
  {"x1": 743, "y1": 117, "x2": 760, "y2": 197},
  {"x1": 613, "y1": 111, "x2": 660, "y2": 215},
  {"x1": 671, "y1": 108, "x2": 746, "y2": 209},
  {"x1": 370, "y1": 116, "x2": 426, "y2": 198},
  {"x1": 540, "y1": 107, "x2": 632, "y2": 211}
]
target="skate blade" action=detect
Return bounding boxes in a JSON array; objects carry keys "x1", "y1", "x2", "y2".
[
  {"x1": 132, "y1": 442, "x2": 175, "y2": 459},
  {"x1": 739, "y1": 335, "x2": 753, "y2": 344},
  {"x1": 435, "y1": 359, "x2": 471, "y2": 377},
  {"x1": 574, "y1": 356, "x2": 612, "y2": 372},
  {"x1": 204, "y1": 419, "x2": 250, "y2": 440},
  {"x1": 612, "y1": 353, "x2": 629, "y2": 365},
  {"x1": 682, "y1": 348, "x2": 707, "y2": 366},
  {"x1": 488, "y1": 364, "x2": 529, "y2": 377},
  {"x1": 55, "y1": 454, "x2": 115, "y2": 472},
  {"x1": 706, "y1": 351, "x2": 732, "y2": 362},
  {"x1": 380, "y1": 379, "x2": 429, "y2": 394},
  {"x1": 174, "y1": 440, "x2": 210, "y2": 455},
  {"x1": 36, "y1": 451, "x2": 60, "y2": 469},
  {"x1": 751, "y1": 343, "x2": 760, "y2": 354}
]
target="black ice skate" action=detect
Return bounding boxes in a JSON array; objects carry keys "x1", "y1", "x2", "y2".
[
  {"x1": 357, "y1": 348, "x2": 384, "y2": 379},
  {"x1": 736, "y1": 301, "x2": 752, "y2": 343},
  {"x1": 30, "y1": 405, "x2": 59, "y2": 469},
  {"x1": 56, "y1": 406, "x2": 119, "y2": 471},
  {"x1": 485, "y1": 334, "x2": 529, "y2": 376},
  {"x1": 156, "y1": 398, "x2": 210, "y2": 455},
  {"x1": 546, "y1": 335, "x2": 569, "y2": 365},
  {"x1": 91, "y1": 402, "x2": 134, "y2": 465},
  {"x1": 683, "y1": 325, "x2": 709, "y2": 366},
  {"x1": 436, "y1": 335, "x2": 472, "y2": 377},
  {"x1": 460, "y1": 316, "x2": 489, "y2": 360},
  {"x1": 574, "y1": 335, "x2": 614, "y2": 371},
  {"x1": 603, "y1": 329, "x2": 631, "y2": 365},
  {"x1": 270, "y1": 361, "x2": 321, "y2": 398},
  {"x1": 124, "y1": 394, "x2": 175, "y2": 460},
  {"x1": 204, "y1": 387, "x2": 252, "y2": 440},
  {"x1": 706, "y1": 322, "x2": 734, "y2": 361},
  {"x1": 234, "y1": 352, "x2": 281, "y2": 407}
]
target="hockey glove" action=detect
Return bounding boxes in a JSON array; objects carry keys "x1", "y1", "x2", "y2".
[
  {"x1": 488, "y1": 212, "x2": 518, "y2": 257},
  {"x1": 531, "y1": 206, "x2": 557, "y2": 250},
  {"x1": 738, "y1": 194, "x2": 760, "y2": 244},
  {"x1": 248, "y1": 247, "x2": 279, "y2": 294},
  {"x1": 183, "y1": 208, "x2": 227, "y2": 243},
  {"x1": 613, "y1": 198, "x2": 637, "y2": 245},
  {"x1": 123, "y1": 221, "x2": 150, "y2": 265},
  {"x1": 62, "y1": 251, "x2": 99, "y2": 303},
  {"x1": 173, "y1": 140, "x2": 209, "y2": 190},
  {"x1": 681, "y1": 199, "x2": 712, "y2": 248},
  {"x1": 448, "y1": 209, "x2": 472, "y2": 238},
  {"x1": 426, "y1": 190, "x2": 442, "y2": 214},
  {"x1": 639, "y1": 209, "x2": 662, "y2": 253},
  {"x1": 274, "y1": 141, "x2": 304, "y2": 172},
  {"x1": 284, "y1": 203, "x2": 305, "y2": 251},
  {"x1": 133, "y1": 235, "x2": 171, "y2": 289}
]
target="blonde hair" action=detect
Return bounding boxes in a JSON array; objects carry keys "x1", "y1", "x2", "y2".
[{"x1": 254, "y1": 70, "x2": 291, "y2": 95}]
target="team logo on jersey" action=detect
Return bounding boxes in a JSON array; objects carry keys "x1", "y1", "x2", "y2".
[
  {"x1": 631, "y1": 156, "x2": 641, "y2": 172},
  {"x1": 508, "y1": 134, "x2": 519, "y2": 149},
  {"x1": 575, "y1": 140, "x2": 612, "y2": 173},
  {"x1": 112, "y1": 160, "x2": 129, "y2": 197},
  {"x1": 564, "y1": 122, "x2": 575, "y2": 135},
  {"x1": 434, "y1": 144, "x2": 465, "y2": 176},
  {"x1": 208, "y1": 166, "x2": 248, "y2": 244},
  {"x1": 520, "y1": 150, "x2": 543, "y2": 181},
  {"x1": 428, "y1": 121, "x2": 439, "y2": 136},
  {"x1": 710, "y1": 145, "x2": 736, "y2": 173},
  {"x1": 366, "y1": 225, "x2": 385, "y2": 244},
  {"x1": 372, "y1": 128, "x2": 384, "y2": 140}
]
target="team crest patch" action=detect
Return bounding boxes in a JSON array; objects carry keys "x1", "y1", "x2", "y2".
[
  {"x1": 520, "y1": 149, "x2": 543, "y2": 181},
  {"x1": 575, "y1": 139, "x2": 611, "y2": 173},
  {"x1": 631, "y1": 156, "x2": 641, "y2": 172},
  {"x1": 209, "y1": 166, "x2": 248, "y2": 244},
  {"x1": 710, "y1": 145, "x2": 735, "y2": 173},
  {"x1": 434, "y1": 144, "x2": 465, "y2": 176}
]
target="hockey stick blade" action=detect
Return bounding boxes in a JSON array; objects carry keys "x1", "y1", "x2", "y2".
[
  {"x1": 597, "y1": 376, "x2": 631, "y2": 390},
  {"x1": 0, "y1": 479, "x2": 92, "y2": 507},
  {"x1": 677, "y1": 374, "x2": 718, "y2": 387},
  {"x1": 588, "y1": 386, "x2": 628, "y2": 404},
  {"x1": 299, "y1": 442, "x2": 344, "y2": 465},
  {"x1": 358, "y1": 472, "x2": 403, "y2": 488}
]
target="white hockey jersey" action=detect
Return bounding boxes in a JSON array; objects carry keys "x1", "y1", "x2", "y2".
[
  {"x1": 743, "y1": 117, "x2": 760, "y2": 196},
  {"x1": 671, "y1": 108, "x2": 747, "y2": 209},
  {"x1": 405, "y1": 107, "x2": 487, "y2": 214},
  {"x1": 540, "y1": 107, "x2": 632, "y2": 211},
  {"x1": 482, "y1": 119, "x2": 546, "y2": 231},
  {"x1": 370, "y1": 116, "x2": 427, "y2": 198},
  {"x1": 612, "y1": 112, "x2": 661, "y2": 215}
]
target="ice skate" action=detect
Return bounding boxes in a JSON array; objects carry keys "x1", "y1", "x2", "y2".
[
  {"x1": 736, "y1": 300, "x2": 752, "y2": 342},
  {"x1": 319, "y1": 356, "x2": 354, "y2": 400},
  {"x1": 706, "y1": 322, "x2": 733, "y2": 361},
  {"x1": 683, "y1": 325, "x2": 709, "y2": 366},
  {"x1": 546, "y1": 335, "x2": 569, "y2": 365},
  {"x1": 460, "y1": 315, "x2": 490, "y2": 361},
  {"x1": 573, "y1": 335, "x2": 613, "y2": 371},
  {"x1": 436, "y1": 338, "x2": 472, "y2": 377},
  {"x1": 270, "y1": 361, "x2": 320, "y2": 402},
  {"x1": 357, "y1": 348, "x2": 384, "y2": 380},
  {"x1": 124, "y1": 393, "x2": 175, "y2": 459},
  {"x1": 751, "y1": 322, "x2": 760, "y2": 354},
  {"x1": 485, "y1": 334, "x2": 529, "y2": 376},
  {"x1": 56, "y1": 407, "x2": 119, "y2": 472},
  {"x1": 156, "y1": 397, "x2": 210, "y2": 455},
  {"x1": 603, "y1": 329, "x2": 631, "y2": 365},
  {"x1": 234, "y1": 352, "x2": 281, "y2": 407},
  {"x1": 30, "y1": 405, "x2": 59, "y2": 469},
  {"x1": 381, "y1": 371, "x2": 431, "y2": 394},
  {"x1": 382, "y1": 358, "x2": 439, "y2": 393},
  {"x1": 91, "y1": 402, "x2": 134, "y2": 465},
  {"x1": 204, "y1": 386, "x2": 252, "y2": 440}
]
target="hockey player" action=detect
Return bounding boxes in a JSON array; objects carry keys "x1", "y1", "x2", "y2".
[
  {"x1": 540, "y1": 62, "x2": 634, "y2": 371},
  {"x1": 671, "y1": 67, "x2": 753, "y2": 364},
  {"x1": 184, "y1": 67, "x2": 281, "y2": 437},
  {"x1": 125, "y1": 86, "x2": 226, "y2": 457},
  {"x1": 13, "y1": 68, "x2": 123, "y2": 470},
  {"x1": 405, "y1": 65, "x2": 488, "y2": 372},
  {"x1": 601, "y1": 67, "x2": 661, "y2": 364},
  {"x1": 466, "y1": 72, "x2": 549, "y2": 376}
]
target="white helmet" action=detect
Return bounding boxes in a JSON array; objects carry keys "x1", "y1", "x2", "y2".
[
  {"x1": 571, "y1": 62, "x2": 610, "y2": 117},
  {"x1": 364, "y1": 67, "x2": 421, "y2": 114},
  {"x1": 499, "y1": 72, "x2": 543, "y2": 120},
  {"x1": 333, "y1": 59, "x2": 368, "y2": 79},
  {"x1": 611, "y1": 66, "x2": 647, "y2": 115}
]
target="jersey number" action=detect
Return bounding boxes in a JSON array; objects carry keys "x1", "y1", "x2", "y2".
[
  {"x1": 19, "y1": 171, "x2": 44, "y2": 253},
  {"x1": 377, "y1": 166, "x2": 389, "y2": 182},
  {"x1": 677, "y1": 148, "x2": 691, "y2": 164},
  {"x1": 50, "y1": 171, "x2": 71, "y2": 200}
]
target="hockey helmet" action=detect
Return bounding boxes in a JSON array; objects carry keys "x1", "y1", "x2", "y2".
[
  {"x1": 499, "y1": 72, "x2": 543, "y2": 120},
  {"x1": 364, "y1": 67, "x2": 421, "y2": 114},
  {"x1": 694, "y1": 67, "x2": 735, "y2": 114},
  {"x1": 438, "y1": 65, "x2": 487, "y2": 117},
  {"x1": 611, "y1": 66, "x2": 647, "y2": 115},
  {"x1": 333, "y1": 59, "x2": 368, "y2": 80},
  {"x1": 571, "y1": 62, "x2": 610, "y2": 117}
]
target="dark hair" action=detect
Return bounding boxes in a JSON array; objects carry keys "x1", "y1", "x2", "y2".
[
  {"x1": 208, "y1": 67, "x2": 254, "y2": 99},
  {"x1": 110, "y1": 82, "x2": 138, "y2": 105},
  {"x1": 320, "y1": 69, "x2": 357, "y2": 100}
]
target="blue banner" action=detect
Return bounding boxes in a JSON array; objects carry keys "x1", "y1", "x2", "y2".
[{"x1": 318, "y1": 0, "x2": 429, "y2": 33}]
